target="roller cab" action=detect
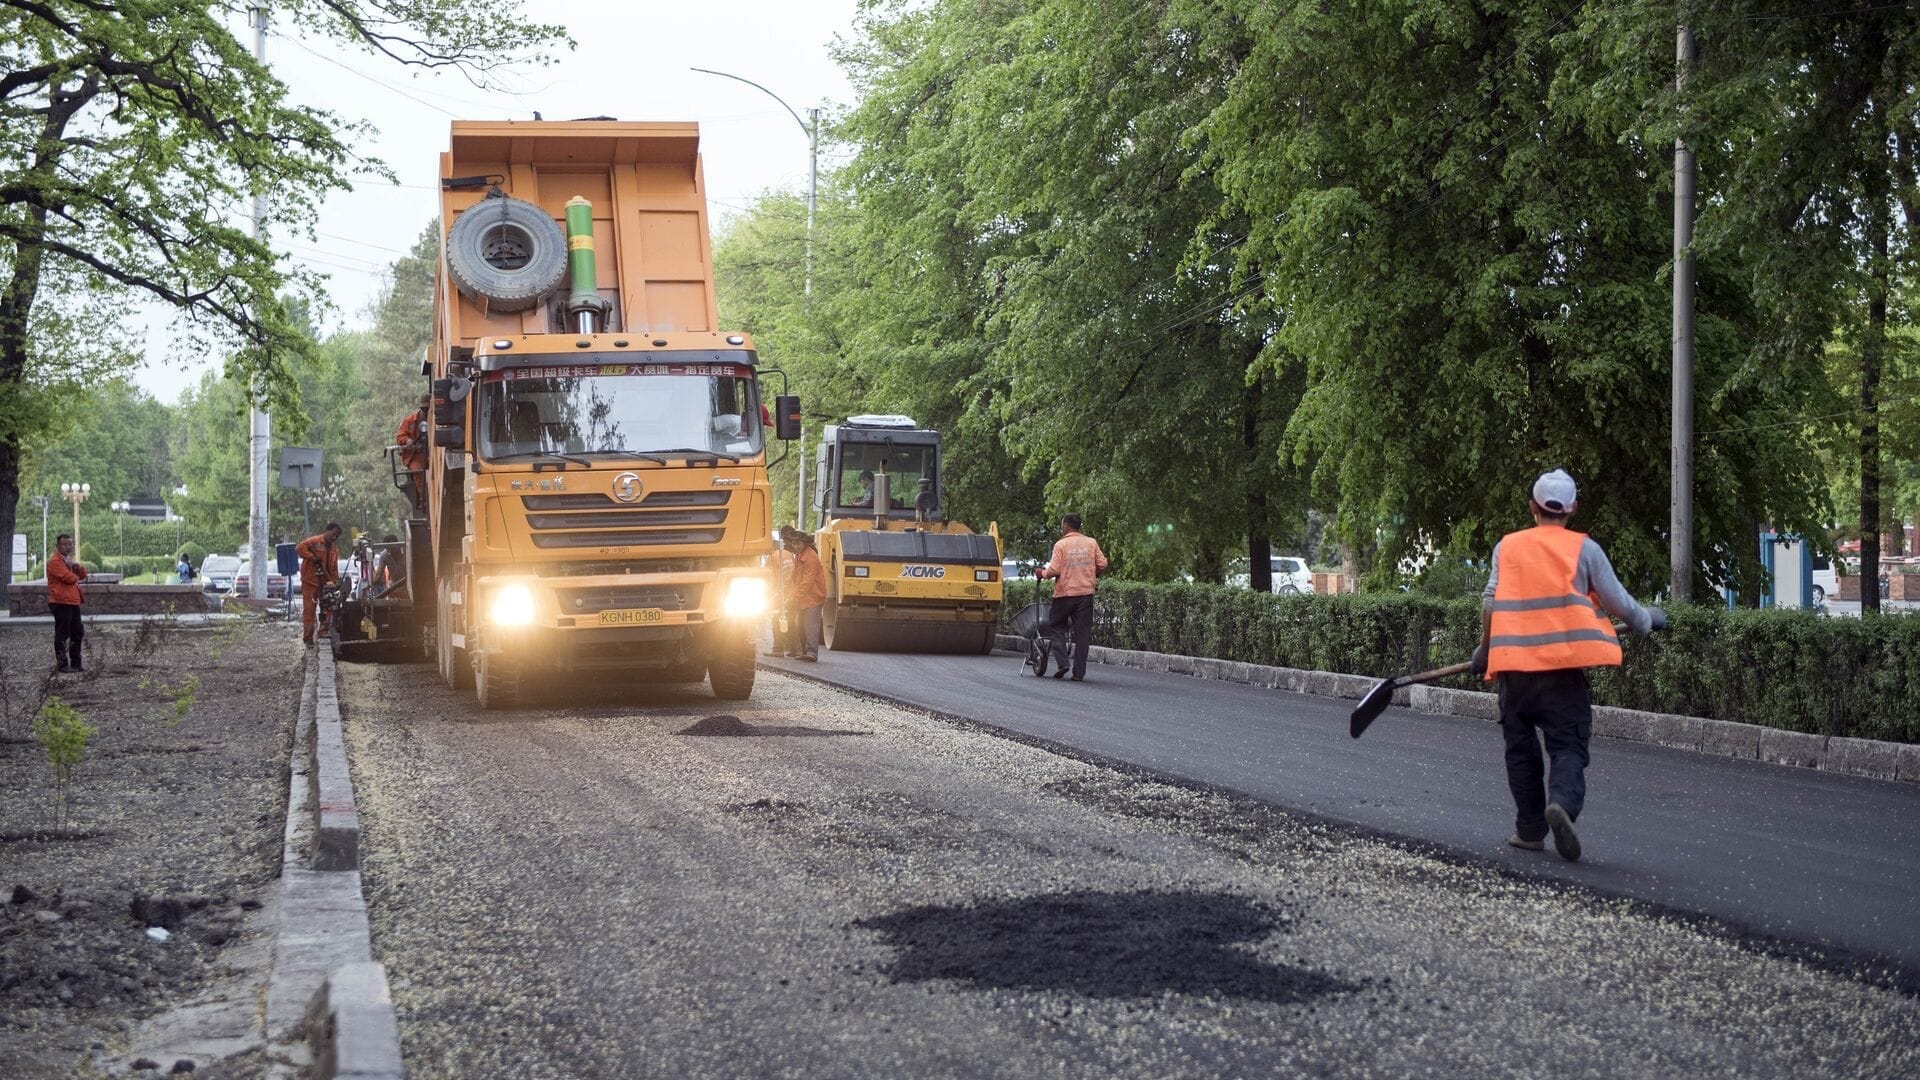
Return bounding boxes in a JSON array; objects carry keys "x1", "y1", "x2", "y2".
[{"x1": 812, "y1": 416, "x2": 1002, "y2": 653}]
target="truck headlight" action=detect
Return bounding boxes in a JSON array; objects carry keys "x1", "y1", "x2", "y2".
[
  {"x1": 723, "y1": 576, "x2": 769, "y2": 617},
  {"x1": 490, "y1": 583, "x2": 535, "y2": 626}
]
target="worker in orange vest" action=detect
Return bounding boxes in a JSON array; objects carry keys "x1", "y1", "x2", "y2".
[
  {"x1": 46, "y1": 532, "x2": 89, "y2": 672},
  {"x1": 295, "y1": 523, "x2": 343, "y2": 647},
  {"x1": 783, "y1": 528, "x2": 827, "y2": 661},
  {"x1": 1040, "y1": 513, "x2": 1108, "y2": 681},
  {"x1": 395, "y1": 393, "x2": 430, "y2": 515},
  {"x1": 1471, "y1": 470, "x2": 1665, "y2": 862}
]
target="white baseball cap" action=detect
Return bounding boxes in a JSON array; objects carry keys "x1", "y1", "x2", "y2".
[{"x1": 1532, "y1": 469, "x2": 1577, "y2": 514}]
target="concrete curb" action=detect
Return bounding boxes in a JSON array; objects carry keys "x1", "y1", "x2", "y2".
[
  {"x1": 263, "y1": 648, "x2": 405, "y2": 1079},
  {"x1": 305, "y1": 962, "x2": 405, "y2": 1080},
  {"x1": 311, "y1": 657, "x2": 363, "y2": 872},
  {"x1": 994, "y1": 633, "x2": 1917, "y2": 784}
]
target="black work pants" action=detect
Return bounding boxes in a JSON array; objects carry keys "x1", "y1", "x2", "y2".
[
  {"x1": 1046, "y1": 592, "x2": 1095, "y2": 678},
  {"x1": 51, "y1": 603, "x2": 83, "y2": 667},
  {"x1": 1497, "y1": 668, "x2": 1592, "y2": 842}
]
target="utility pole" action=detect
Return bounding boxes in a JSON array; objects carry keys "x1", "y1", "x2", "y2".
[
  {"x1": 805, "y1": 106, "x2": 819, "y2": 298},
  {"x1": 1670, "y1": 24, "x2": 1696, "y2": 604},
  {"x1": 246, "y1": 3, "x2": 272, "y2": 599},
  {"x1": 688, "y1": 67, "x2": 820, "y2": 528}
]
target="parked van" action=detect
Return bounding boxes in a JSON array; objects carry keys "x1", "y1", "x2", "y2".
[{"x1": 1811, "y1": 552, "x2": 1833, "y2": 606}]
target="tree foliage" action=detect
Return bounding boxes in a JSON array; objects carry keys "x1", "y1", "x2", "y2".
[
  {"x1": 716, "y1": 0, "x2": 1918, "y2": 598},
  {"x1": 16, "y1": 220, "x2": 439, "y2": 558},
  {"x1": 0, "y1": 0, "x2": 566, "y2": 572}
]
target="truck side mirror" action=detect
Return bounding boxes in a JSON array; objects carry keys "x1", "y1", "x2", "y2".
[
  {"x1": 431, "y1": 377, "x2": 468, "y2": 447},
  {"x1": 775, "y1": 395, "x2": 801, "y2": 441}
]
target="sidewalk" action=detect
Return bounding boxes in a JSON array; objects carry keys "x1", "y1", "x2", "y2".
[{"x1": 0, "y1": 609, "x2": 233, "y2": 626}]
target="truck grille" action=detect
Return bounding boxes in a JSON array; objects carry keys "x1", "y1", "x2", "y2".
[
  {"x1": 521, "y1": 491, "x2": 731, "y2": 548},
  {"x1": 559, "y1": 584, "x2": 705, "y2": 614}
]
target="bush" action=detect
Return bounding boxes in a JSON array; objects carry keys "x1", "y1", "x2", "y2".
[{"x1": 1003, "y1": 580, "x2": 1920, "y2": 744}]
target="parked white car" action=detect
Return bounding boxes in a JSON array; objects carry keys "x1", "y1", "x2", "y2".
[{"x1": 1228, "y1": 556, "x2": 1316, "y2": 595}]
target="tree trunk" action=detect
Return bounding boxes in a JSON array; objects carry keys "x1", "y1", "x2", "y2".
[
  {"x1": 1245, "y1": 374, "x2": 1271, "y2": 593},
  {"x1": 0, "y1": 80, "x2": 88, "y2": 588},
  {"x1": 0, "y1": 440, "x2": 17, "y2": 583}
]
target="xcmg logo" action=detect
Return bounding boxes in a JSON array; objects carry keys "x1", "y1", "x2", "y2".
[{"x1": 898, "y1": 565, "x2": 946, "y2": 579}]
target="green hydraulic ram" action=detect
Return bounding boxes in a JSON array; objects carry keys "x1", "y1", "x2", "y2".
[{"x1": 563, "y1": 195, "x2": 610, "y2": 334}]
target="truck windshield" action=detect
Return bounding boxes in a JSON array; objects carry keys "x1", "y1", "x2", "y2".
[{"x1": 477, "y1": 363, "x2": 763, "y2": 462}]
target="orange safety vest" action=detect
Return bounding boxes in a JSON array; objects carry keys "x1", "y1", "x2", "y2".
[
  {"x1": 396, "y1": 412, "x2": 426, "y2": 471},
  {"x1": 1486, "y1": 526, "x2": 1622, "y2": 677}
]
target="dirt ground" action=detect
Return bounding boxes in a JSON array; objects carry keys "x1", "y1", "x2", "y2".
[{"x1": 0, "y1": 616, "x2": 300, "y2": 1078}]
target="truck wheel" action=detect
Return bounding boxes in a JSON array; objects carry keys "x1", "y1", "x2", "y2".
[
  {"x1": 444, "y1": 195, "x2": 568, "y2": 312},
  {"x1": 476, "y1": 647, "x2": 520, "y2": 710},
  {"x1": 437, "y1": 581, "x2": 472, "y2": 690},
  {"x1": 708, "y1": 631, "x2": 756, "y2": 700}
]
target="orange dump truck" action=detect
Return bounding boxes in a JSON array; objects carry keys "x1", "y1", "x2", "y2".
[{"x1": 367, "y1": 119, "x2": 801, "y2": 707}]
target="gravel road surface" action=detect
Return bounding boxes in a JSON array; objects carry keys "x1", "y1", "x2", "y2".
[
  {"x1": 765, "y1": 649, "x2": 1920, "y2": 973},
  {"x1": 339, "y1": 662, "x2": 1919, "y2": 1079}
]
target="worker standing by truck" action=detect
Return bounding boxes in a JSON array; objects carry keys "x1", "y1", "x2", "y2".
[
  {"x1": 395, "y1": 393, "x2": 430, "y2": 516},
  {"x1": 785, "y1": 529, "x2": 827, "y2": 662},
  {"x1": 296, "y1": 523, "x2": 343, "y2": 648}
]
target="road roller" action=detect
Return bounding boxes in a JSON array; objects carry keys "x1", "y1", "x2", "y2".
[{"x1": 810, "y1": 416, "x2": 1003, "y2": 653}]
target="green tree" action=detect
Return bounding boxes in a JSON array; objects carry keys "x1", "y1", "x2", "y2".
[
  {"x1": 275, "y1": 222, "x2": 438, "y2": 542},
  {"x1": 171, "y1": 369, "x2": 252, "y2": 548},
  {"x1": 1565, "y1": 2, "x2": 1919, "y2": 605},
  {"x1": 0, "y1": 0, "x2": 568, "y2": 578},
  {"x1": 824, "y1": 0, "x2": 1307, "y2": 578},
  {"x1": 17, "y1": 377, "x2": 172, "y2": 502},
  {"x1": 1189, "y1": 0, "x2": 1836, "y2": 595}
]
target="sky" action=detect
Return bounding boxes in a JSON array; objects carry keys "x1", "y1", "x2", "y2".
[{"x1": 130, "y1": 0, "x2": 865, "y2": 404}]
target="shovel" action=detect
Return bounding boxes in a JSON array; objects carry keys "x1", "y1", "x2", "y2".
[
  {"x1": 1350, "y1": 621, "x2": 1628, "y2": 738},
  {"x1": 1348, "y1": 661, "x2": 1474, "y2": 738}
]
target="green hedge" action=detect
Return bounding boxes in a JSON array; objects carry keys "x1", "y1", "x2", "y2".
[{"x1": 1002, "y1": 580, "x2": 1920, "y2": 744}]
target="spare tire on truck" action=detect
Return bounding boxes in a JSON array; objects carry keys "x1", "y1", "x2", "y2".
[{"x1": 444, "y1": 194, "x2": 568, "y2": 312}]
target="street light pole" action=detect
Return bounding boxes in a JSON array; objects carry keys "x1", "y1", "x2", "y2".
[
  {"x1": 689, "y1": 66, "x2": 821, "y2": 528},
  {"x1": 689, "y1": 68, "x2": 819, "y2": 297}
]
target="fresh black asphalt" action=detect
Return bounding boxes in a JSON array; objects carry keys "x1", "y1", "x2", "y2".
[{"x1": 764, "y1": 649, "x2": 1920, "y2": 975}]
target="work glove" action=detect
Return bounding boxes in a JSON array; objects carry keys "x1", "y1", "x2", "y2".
[
  {"x1": 1469, "y1": 644, "x2": 1488, "y2": 676},
  {"x1": 1645, "y1": 606, "x2": 1668, "y2": 632}
]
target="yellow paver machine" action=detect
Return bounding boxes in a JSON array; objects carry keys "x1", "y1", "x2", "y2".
[{"x1": 811, "y1": 416, "x2": 1002, "y2": 652}]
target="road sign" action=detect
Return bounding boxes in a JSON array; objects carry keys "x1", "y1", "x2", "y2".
[
  {"x1": 278, "y1": 447, "x2": 324, "y2": 490},
  {"x1": 10, "y1": 533, "x2": 25, "y2": 574}
]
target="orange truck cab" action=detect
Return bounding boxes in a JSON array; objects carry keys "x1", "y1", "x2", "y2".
[{"x1": 398, "y1": 120, "x2": 801, "y2": 707}]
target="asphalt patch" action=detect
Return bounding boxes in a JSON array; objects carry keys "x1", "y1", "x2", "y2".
[
  {"x1": 678, "y1": 714, "x2": 871, "y2": 737},
  {"x1": 854, "y1": 889, "x2": 1362, "y2": 1004}
]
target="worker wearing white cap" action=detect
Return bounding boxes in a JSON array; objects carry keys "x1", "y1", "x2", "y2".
[{"x1": 1470, "y1": 469, "x2": 1666, "y2": 862}]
